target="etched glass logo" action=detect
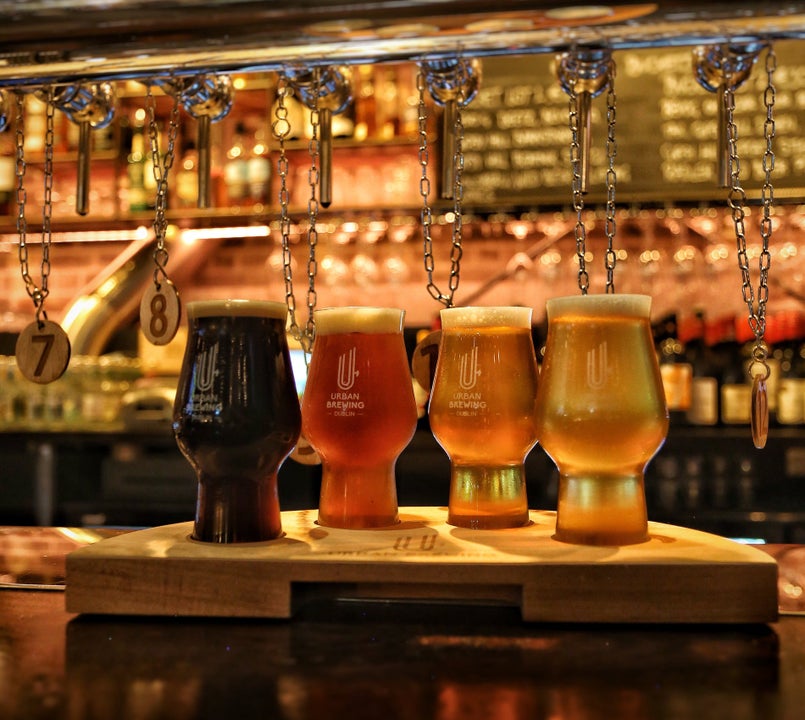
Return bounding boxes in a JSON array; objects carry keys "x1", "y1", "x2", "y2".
[
  {"x1": 586, "y1": 341, "x2": 608, "y2": 389},
  {"x1": 459, "y1": 346, "x2": 480, "y2": 391},
  {"x1": 337, "y1": 346, "x2": 359, "y2": 391}
]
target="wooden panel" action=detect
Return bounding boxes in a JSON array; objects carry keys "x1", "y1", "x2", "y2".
[{"x1": 66, "y1": 508, "x2": 778, "y2": 623}]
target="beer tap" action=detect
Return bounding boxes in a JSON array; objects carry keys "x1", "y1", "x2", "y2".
[
  {"x1": 693, "y1": 42, "x2": 765, "y2": 188},
  {"x1": 557, "y1": 47, "x2": 611, "y2": 195},
  {"x1": 156, "y1": 74, "x2": 234, "y2": 208},
  {"x1": 285, "y1": 66, "x2": 352, "y2": 208},
  {"x1": 42, "y1": 82, "x2": 115, "y2": 216},
  {"x1": 420, "y1": 58, "x2": 481, "y2": 200}
]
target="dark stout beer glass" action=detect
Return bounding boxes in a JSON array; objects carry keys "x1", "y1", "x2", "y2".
[{"x1": 173, "y1": 299, "x2": 301, "y2": 543}]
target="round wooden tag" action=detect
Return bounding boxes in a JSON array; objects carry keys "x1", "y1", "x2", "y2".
[
  {"x1": 411, "y1": 330, "x2": 441, "y2": 393},
  {"x1": 290, "y1": 433, "x2": 322, "y2": 466},
  {"x1": 15, "y1": 319, "x2": 72, "y2": 384},
  {"x1": 140, "y1": 282, "x2": 181, "y2": 346}
]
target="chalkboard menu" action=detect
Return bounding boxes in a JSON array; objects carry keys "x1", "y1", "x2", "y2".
[{"x1": 459, "y1": 40, "x2": 805, "y2": 208}]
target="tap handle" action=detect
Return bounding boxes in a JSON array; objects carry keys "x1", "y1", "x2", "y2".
[
  {"x1": 557, "y1": 49, "x2": 610, "y2": 195},
  {"x1": 693, "y1": 43, "x2": 765, "y2": 189},
  {"x1": 182, "y1": 75, "x2": 234, "y2": 209},
  {"x1": 286, "y1": 66, "x2": 352, "y2": 209},
  {"x1": 45, "y1": 82, "x2": 115, "y2": 216},
  {"x1": 421, "y1": 58, "x2": 481, "y2": 200}
]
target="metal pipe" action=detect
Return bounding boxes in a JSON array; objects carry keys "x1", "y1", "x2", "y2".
[
  {"x1": 0, "y1": 3, "x2": 802, "y2": 85},
  {"x1": 76, "y1": 120, "x2": 91, "y2": 216}
]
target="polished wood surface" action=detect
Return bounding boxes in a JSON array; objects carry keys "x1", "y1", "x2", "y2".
[
  {"x1": 2, "y1": 587, "x2": 805, "y2": 720},
  {"x1": 2, "y1": 526, "x2": 805, "y2": 719},
  {"x1": 66, "y1": 508, "x2": 778, "y2": 623}
]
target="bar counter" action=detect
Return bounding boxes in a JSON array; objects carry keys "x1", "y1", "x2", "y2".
[{"x1": 2, "y1": 527, "x2": 805, "y2": 719}]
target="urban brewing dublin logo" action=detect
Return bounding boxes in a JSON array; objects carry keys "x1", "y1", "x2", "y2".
[
  {"x1": 337, "y1": 347, "x2": 359, "y2": 390},
  {"x1": 450, "y1": 346, "x2": 486, "y2": 414},
  {"x1": 586, "y1": 341, "x2": 609, "y2": 389},
  {"x1": 328, "y1": 346, "x2": 364, "y2": 416},
  {"x1": 188, "y1": 342, "x2": 222, "y2": 418},
  {"x1": 459, "y1": 346, "x2": 480, "y2": 390}
]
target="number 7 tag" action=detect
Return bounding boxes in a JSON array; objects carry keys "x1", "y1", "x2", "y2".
[{"x1": 15, "y1": 319, "x2": 71, "y2": 384}]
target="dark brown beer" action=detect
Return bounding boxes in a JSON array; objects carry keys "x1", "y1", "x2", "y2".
[{"x1": 173, "y1": 300, "x2": 301, "y2": 543}]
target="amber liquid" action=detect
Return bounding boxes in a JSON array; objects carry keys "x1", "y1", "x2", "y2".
[
  {"x1": 302, "y1": 331, "x2": 417, "y2": 528},
  {"x1": 535, "y1": 312, "x2": 669, "y2": 544},
  {"x1": 173, "y1": 314, "x2": 302, "y2": 543},
  {"x1": 429, "y1": 326, "x2": 539, "y2": 528}
]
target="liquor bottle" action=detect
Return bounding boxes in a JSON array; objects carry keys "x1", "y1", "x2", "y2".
[
  {"x1": 246, "y1": 124, "x2": 271, "y2": 208},
  {"x1": 224, "y1": 122, "x2": 248, "y2": 205},
  {"x1": 682, "y1": 311, "x2": 719, "y2": 426},
  {"x1": 175, "y1": 139, "x2": 199, "y2": 209},
  {"x1": 721, "y1": 341, "x2": 752, "y2": 426},
  {"x1": 353, "y1": 65, "x2": 377, "y2": 142},
  {"x1": 127, "y1": 120, "x2": 148, "y2": 213},
  {"x1": 656, "y1": 314, "x2": 692, "y2": 424}
]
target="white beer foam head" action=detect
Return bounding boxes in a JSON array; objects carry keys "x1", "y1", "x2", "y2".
[
  {"x1": 187, "y1": 299, "x2": 288, "y2": 320},
  {"x1": 440, "y1": 305, "x2": 533, "y2": 330},
  {"x1": 546, "y1": 293, "x2": 652, "y2": 320},
  {"x1": 314, "y1": 306, "x2": 405, "y2": 335}
]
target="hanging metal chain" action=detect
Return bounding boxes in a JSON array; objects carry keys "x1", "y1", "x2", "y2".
[
  {"x1": 567, "y1": 72, "x2": 589, "y2": 295},
  {"x1": 146, "y1": 84, "x2": 181, "y2": 287},
  {"x1": 16, "y1": 88, "x2": 55, "y2": 324},
  {"x1": 725, "y1": 48, "x2": 775, "y2": 363},
  {"x1": 724, "y1": 44, "x2": 776, "y2": 448},
  {"x1": 13, "y1": 86, "x2": 72, "y2": 383},
  {"x1": 567, "y1": 55, "x2": 618, "y2": 294},
  {"x1": 418, "y1": 63, "x2": 464, "y2": 308},
  {"x1": 603, "y1": 57, "x2": 618, "y2": 293},
  {"x1": 273, "y1": 73, "x2": 318, "y2": 356}
]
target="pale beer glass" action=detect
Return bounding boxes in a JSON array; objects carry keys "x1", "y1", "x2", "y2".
[
  {"x1": 173, "y1": 299, "x2": 302, "y2": 543},
  {"x1": 429, "y1": 306, "x2": 539, "y2": 529},
  {"x1": 302, "y1": 307, "x2": 417, "y2": 528},
  {"x1": 535, "y1": 294, "x2": 669, "y2": 545}
]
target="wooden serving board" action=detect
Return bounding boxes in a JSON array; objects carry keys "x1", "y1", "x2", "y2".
[{"x1": 65, "y1": 508, "x2": 778, "y2": 624}]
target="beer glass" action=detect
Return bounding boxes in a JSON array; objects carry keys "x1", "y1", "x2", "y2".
[
  {"x1": 429, "y1": 306, "x2": 539, "y2": 529},
  {"x1": 535, "y1": 294, "x2": 669, "y2": 545},
  {"x1": 302, "y1": 306, "x2": 417, "y2": 528},
  {"x1": 173, "y1": 299, "x2": 302, "y2": 543}
]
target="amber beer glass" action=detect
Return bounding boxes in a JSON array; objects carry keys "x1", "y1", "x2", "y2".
[
  {"x1": 302, "y1": 307, "x2": 417, "y2": 528},
  {"x1": 429, "y1": 306, "x2": 539, "y2": 529},
  {"x1": 535, "y1": 294, "x2": 669, "y2": 545},
  {"x1": 173, "y1": 300, "x2": 302, "y2": 543}
]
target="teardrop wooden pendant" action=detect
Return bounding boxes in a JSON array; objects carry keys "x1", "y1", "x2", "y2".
[{"x1": 751, "y1": 374, "x2": 769, "y2": 449}]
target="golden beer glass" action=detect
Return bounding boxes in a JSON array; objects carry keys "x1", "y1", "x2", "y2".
[
  {"x1": 173, "y1": 299, "x2": 302, "y2": 543},
  {"x1": 535, "y1": 294, "x2": 669, "y2": 545},
  {"x1": 302, "y1": 307, "x2": 418, "y2": 529},
  {"x1": 429, "y1": 306, "x2": 539, "y2": 529}
]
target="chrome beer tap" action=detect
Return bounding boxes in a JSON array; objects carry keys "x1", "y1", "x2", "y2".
[
  {"x1": 156, "y1": 74, "x2": 234, "y2": 208},
  {"x1": 693, "y1": 42, "x2": 765, "y2": 188},
  {"x1": 42, "y1": 82, "x2": 115, "y2": 216},
  {"x1": 557, "y1": 47, "x2": 611, "y2": 195},
  {"x1": 420, "y1": 58, "x2": 481, "y2": 200},
  {"x1": 285, "y1": 65, "x2": 352, "y2": 208}
]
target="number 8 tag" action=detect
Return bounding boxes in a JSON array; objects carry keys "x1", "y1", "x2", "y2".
[
  {"x1": 16, "y1": 319, "x2": 72, "y2": 384},
  {"x1": 140, "y1": 282, "x2": 181, "y2": 346}
]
